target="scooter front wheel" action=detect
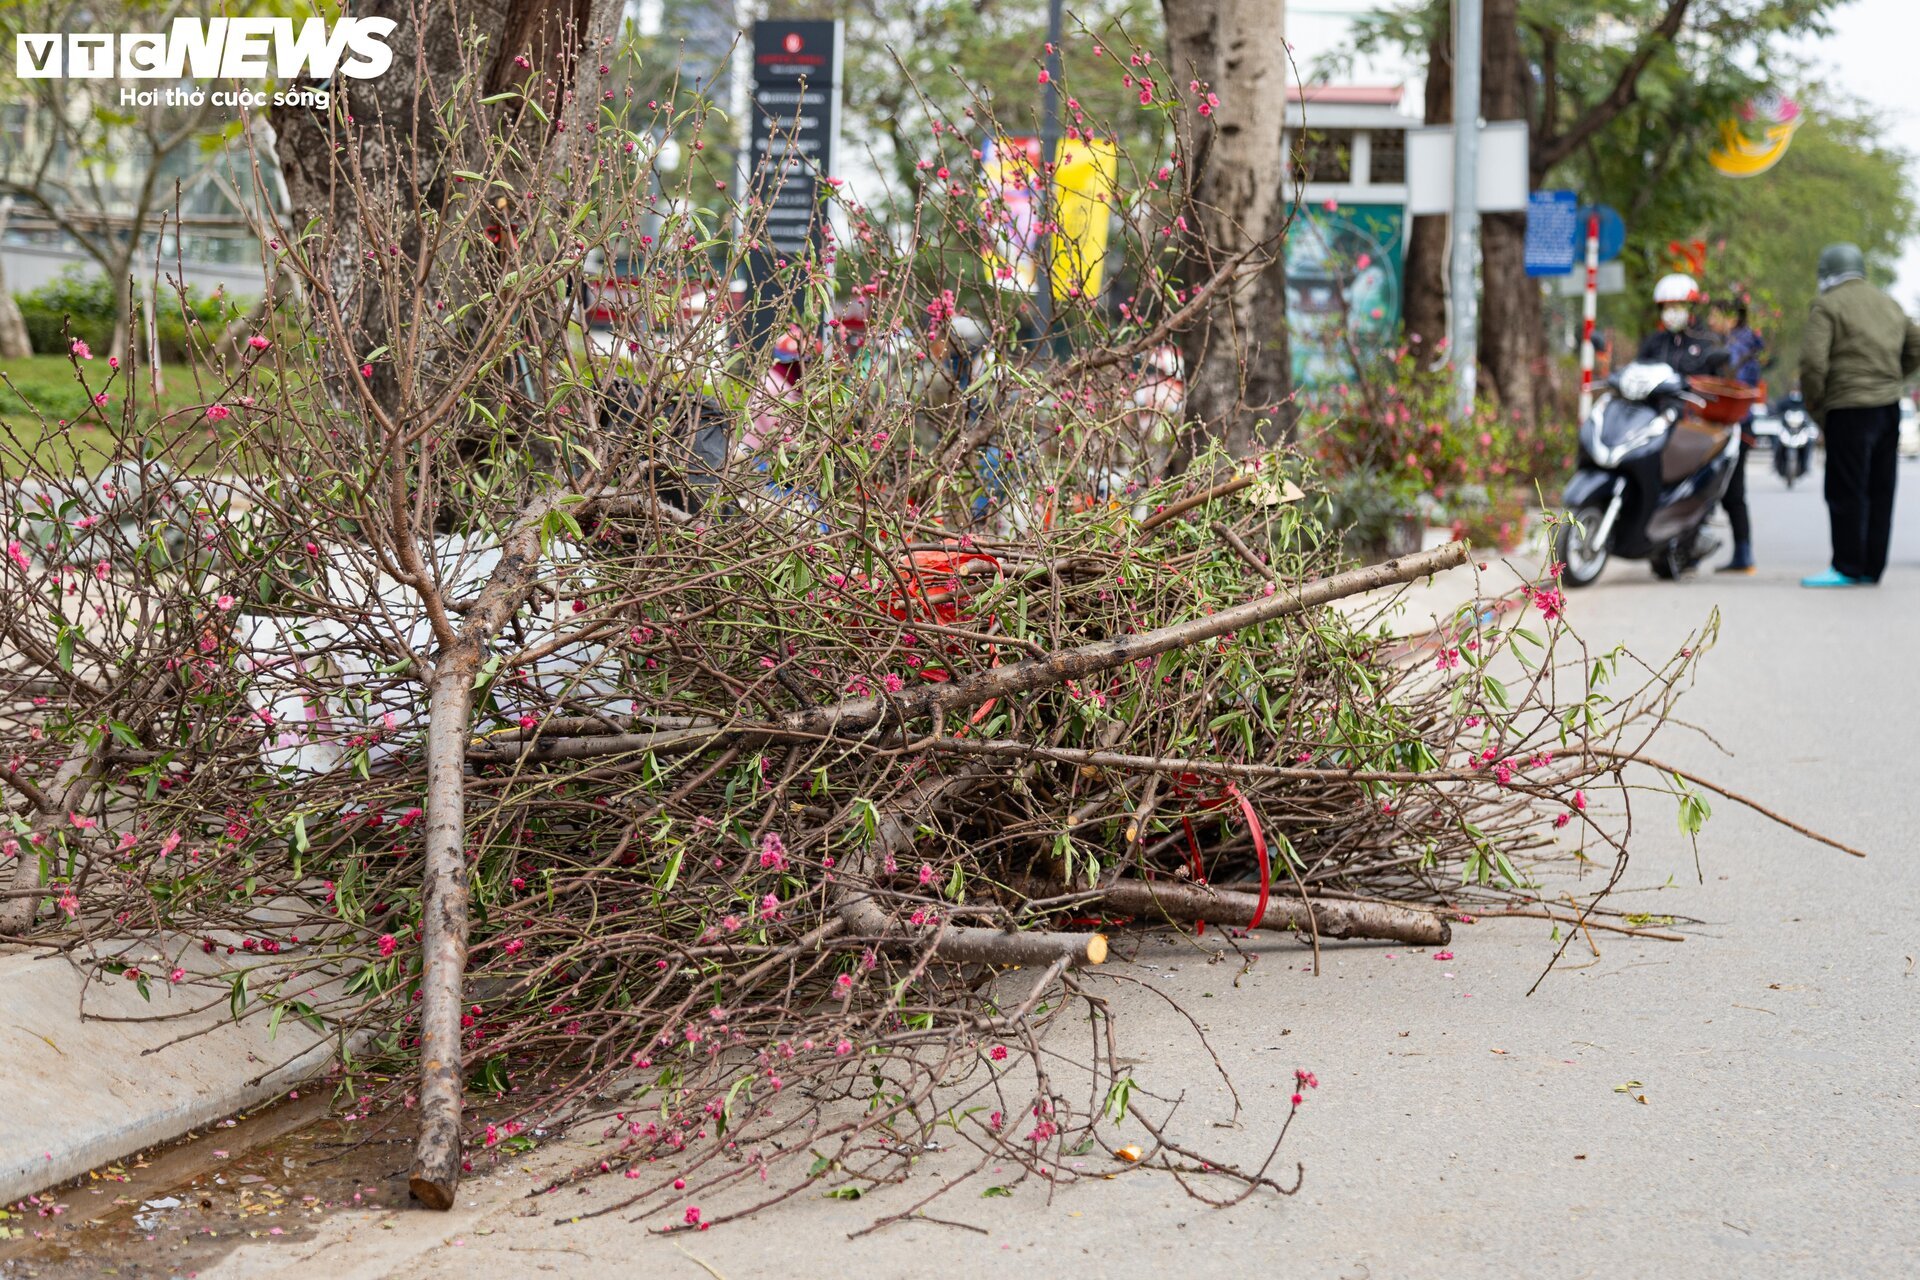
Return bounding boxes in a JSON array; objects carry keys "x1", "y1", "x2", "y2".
[{"x1": 1555, "y1": 504, "x2": 1610, "y2": 588}]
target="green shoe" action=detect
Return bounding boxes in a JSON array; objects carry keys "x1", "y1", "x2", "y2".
[{"x1": 1800, "y1": 567, "x2": 1868, "y2": 588}]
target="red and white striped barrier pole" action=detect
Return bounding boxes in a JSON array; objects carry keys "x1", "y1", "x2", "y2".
[{"x1": 1577, "y1": 212, "x2": 1600, "y2": 421}]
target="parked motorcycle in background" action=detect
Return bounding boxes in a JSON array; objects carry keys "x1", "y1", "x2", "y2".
[
  {"x1": 1556, "y1": 362, "x2": 1761, "y2": 586},
  {"x1": 1770, "y1": 390, "x2": 1816, "y2": 487}
]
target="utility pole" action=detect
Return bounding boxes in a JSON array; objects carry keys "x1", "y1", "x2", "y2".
[
  {"x1": 1036, "y1": 0, "x2": 1063, "y2": 342},
  {"x1": 1449, "y1": 0, "x2": 1482, "y2": 421}
]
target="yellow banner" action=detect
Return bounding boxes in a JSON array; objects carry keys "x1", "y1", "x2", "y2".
[
  {"x1": 1049, "y1": 138, "x2": 1118, "y2": 302},
  {"x1": 980, "y1": 137, "x2": 1118, "y2": 301}
]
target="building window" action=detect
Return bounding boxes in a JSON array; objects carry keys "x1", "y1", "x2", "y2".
[
  {"x1": 1369, "y1": 129, "x2": 1405, "y2": 183},
  {"x1": 0, "y1": 103, "x2": 25, "y2": 150},
  {"x1": 1292, "y1": 129, "x2": 1353, "y2": 184}
]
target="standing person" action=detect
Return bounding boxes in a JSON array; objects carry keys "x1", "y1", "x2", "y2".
[
  {"x1": 1709, "y1": 298, "x2": 1767, "y2": 574},
  {"x1": 1799, "y1": 243, "x2": 1920, "y2": 587}
]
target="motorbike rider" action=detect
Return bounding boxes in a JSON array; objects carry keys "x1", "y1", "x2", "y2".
[{"x1": 1637, "y1": 273, "x2": 1731, "y2": 377}]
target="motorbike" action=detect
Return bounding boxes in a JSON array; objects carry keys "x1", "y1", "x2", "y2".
[
  {"x1": 1556, "y1": 362, "x2": 1759, "y2": 587},
  {"x1": 1772, "y1": 393, "x2": 1815, "y2": 487}
]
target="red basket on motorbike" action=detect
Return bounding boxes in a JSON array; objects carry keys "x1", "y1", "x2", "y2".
[{"x1": 1687, "y1": 375, "x2": 1765, "y2": 424}]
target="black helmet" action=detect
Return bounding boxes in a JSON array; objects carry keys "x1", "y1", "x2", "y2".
[{"x1": 1817, "y1": 243, "x2": 1865, "y2": 289}]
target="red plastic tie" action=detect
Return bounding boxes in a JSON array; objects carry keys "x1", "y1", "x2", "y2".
[{"x1": 1224, "y1": 783, "x2": 1271, "y2": 930}]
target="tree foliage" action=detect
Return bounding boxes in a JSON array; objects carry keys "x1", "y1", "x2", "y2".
[
  {"x1": 1680, "y1": 93, "x2": 1916, "y2": 377},
  {"x1": 1352, "y1": 0, "x2": 1880, "y2": 407}
]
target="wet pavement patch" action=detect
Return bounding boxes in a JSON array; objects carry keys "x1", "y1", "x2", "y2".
[{"x1": 0, "y1": 1095, "x2": 412, "y2": 1279}]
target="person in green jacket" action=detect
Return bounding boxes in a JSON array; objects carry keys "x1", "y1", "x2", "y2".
[{"x1": 1799, "y1": 243, "x2": 1920, "y2": 587}]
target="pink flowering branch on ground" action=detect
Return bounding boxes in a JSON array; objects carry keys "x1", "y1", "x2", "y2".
[{"x1": 0, "y1": 5, "x2": 1860, "y2": 1234}]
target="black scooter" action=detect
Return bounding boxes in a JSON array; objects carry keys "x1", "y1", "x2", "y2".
[
  {"x1": 1556, "y1": 362, "x2": 1743, "y2": 587},
  {"x1": 1771, "y1": 392, "x2": 1815, "y2": 487}
]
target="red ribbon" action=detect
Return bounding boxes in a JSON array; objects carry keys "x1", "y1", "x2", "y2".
[{"x1": 1173, "y1": 776, "x2": 1270, "y2": 934}]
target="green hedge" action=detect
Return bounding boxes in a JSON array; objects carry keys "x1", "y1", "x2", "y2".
[{"x1": 14, "y1": 266, "x2": 254, "y2": 362}]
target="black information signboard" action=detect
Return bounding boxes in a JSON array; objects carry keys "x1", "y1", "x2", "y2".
[{"x1": 740, "y1": 19, "x2": 842, "y2": 346}]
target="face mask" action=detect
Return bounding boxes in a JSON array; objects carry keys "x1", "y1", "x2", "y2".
[{"x1": 1661, "y1": 306, "x2": 1691, "y2": 331}]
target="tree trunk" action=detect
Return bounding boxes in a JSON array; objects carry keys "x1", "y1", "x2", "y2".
[
  {"x1": 0, "y1": 200, "x2": 31, "y2": 359},
  {"x1": 1477, "y1": 0, "x2": 1538, "y2": 426},
  {"x1": 270, "y1": 2, "x2": 499, "y2": 393},
  {"x1": 1163, "y1": 0, "x2": 1292, "y2": 453},
  {"x1": 108, "y1": 264, "x2": 136, "y2": 365},
  {"x1": 1402, "y1": 4, "x2": 1450, "y2": 363},
  {"x1": 0, "y1": 284, "x2": 26, "y2": 359},
  {"x1": 408, "y1": 653, "x2": 480, "y2": 1211},
  {"x1": 269, "y1": 0, "x2": 620, "y2": 1212}
]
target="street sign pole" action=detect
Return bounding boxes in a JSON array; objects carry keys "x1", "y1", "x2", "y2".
[
  {"x1": 1449, "y1": 0, "x2": 1482, "y2": 422},
  {"x1": 1578, "y1": 211, "x2": 1600, "y2": 422},
  {"x1": 1035, "y1": 0, "x2": 1062, "y2": 342},
  {"x1": 741, "y1": 20, "x2": 843, "y2": 348}
]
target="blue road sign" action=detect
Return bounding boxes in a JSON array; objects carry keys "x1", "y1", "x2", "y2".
[
  {"x1": 1578, "y1": 204, "x2": 1627, "y2": 263},
  {"x1": 1524, "y1": 190, "x2": 1579, "y2": 276}
]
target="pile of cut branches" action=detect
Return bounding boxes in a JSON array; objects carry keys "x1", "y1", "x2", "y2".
[{"x1": 0, "y1": 8, "x2": 1854, "y2": 1228}]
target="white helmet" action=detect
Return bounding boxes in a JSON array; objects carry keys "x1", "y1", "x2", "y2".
[
  {"x1": 947, "y1": 314, "x2": 991, "y2": 352},
  {"x1": 1652, "y1": 273, "x2": 1703, "y2": 305}
]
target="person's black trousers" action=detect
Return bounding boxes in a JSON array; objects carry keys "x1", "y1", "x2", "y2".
[
  {"x1": 1722, "y1": 433, "x2": 1751, "y2": 546},
  {"x1": 1822, "y1": 403, "x2": 1901, "y2": 582}
]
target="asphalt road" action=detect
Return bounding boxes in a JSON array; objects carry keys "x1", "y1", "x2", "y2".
[{"x1": 204, "y1": 451, "x2": 1920, "y2": 1279}]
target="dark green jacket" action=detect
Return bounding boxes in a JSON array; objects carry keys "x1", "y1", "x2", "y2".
[{"x1": 1800, "y1": 278, "x2": 1920, "y2": 422}]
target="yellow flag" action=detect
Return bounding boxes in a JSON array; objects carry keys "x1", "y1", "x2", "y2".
[
  {"x1": 980, "y1": 136, "x2": 1117, "y2": 300},
  {"x1": 1048, "y1": 138, "x2": 1118, "y2": 302}
]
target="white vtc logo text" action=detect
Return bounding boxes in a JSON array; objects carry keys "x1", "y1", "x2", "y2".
[{"x1": 15, "y1": 17, "x2": 397, "y2": 80}]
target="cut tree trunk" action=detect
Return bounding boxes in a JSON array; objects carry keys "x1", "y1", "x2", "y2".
[
  {"x1": 1402, "y1": 4, "x2": 1450, "y2": 362},
  {"x1": 466, "y1": 542, "x2": 1476, "y2": 767},
  {"x1": 407, "y1": 654, "x2": 480, "y2": 1210},
  {"x1": 847, "y1": 774, "x2": 1110, "y2": 969},
  {"x1": 1163, "y1": 0, "x2": 1293, "y2": 453},
  {"x1": 268, "y1": 0, "x2": 623, "y2": 1213},
  {"x1": 1022, "y1": 876, "x2": 1452, "y2": 945}
]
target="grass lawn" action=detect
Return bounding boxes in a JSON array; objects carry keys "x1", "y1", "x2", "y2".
[{"x1": 0, "y1": 354, "x2": 253, "y2": 478}]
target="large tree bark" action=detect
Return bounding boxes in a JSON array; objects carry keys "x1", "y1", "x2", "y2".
[
  {"x1": 1477, "y1": 0, "x2": 1538, "y2": 425},
  {"x1": 1163, "y1": 0, "x2": 1293, "y2": 453},
  {"x1": 270, "y1": 1, "x2": 504, "y2": 394},
  {"x1": 1401, "y1": 4, "x2": 1450, "y2": 363}
]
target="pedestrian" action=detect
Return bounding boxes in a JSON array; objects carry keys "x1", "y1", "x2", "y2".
[
  {"x1": 1799, "y1": 243, "x2": 1920, "y2": 587},
  {"x1": 1708, "y1": 297, "x2": 1766, "y2": 574}
]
